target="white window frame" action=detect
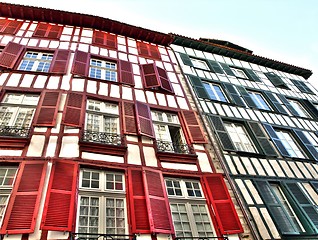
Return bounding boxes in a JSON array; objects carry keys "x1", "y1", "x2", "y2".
[
  {"x1": 18, "y1": 51, "x2": 53, "y2": 72},
  {"x1": 89, "y1": 58, "x2": 117, "y2": 82},
  {"x1": 289, "y1": 100, "x2": 310, "y2": 118},
  {"x1": 190, "y1": 58, "x2": 209, "y2": 70},
  {"x1": 230, "y1": 67, "x2": 248, "y2": 79},
  {"x1": 275, "y1": 130, "x2": 305, "y2": 158},
  {"x1": 203, "y1": 82, "x2": 227, "y2": 102},
  {"x1": 248, "y1": 91, "x2": 271, "y2": 110}
]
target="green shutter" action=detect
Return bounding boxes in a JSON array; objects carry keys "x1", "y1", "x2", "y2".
[
  {"x1": 222, "y1": 83, "x2": 245, "y2": 106},
  {"x1": 244, "y1": 68, "x2": 261, "y2": 82},
  {"x1": 278, "y1": 94, "x2": 300, "y2": 117},
  {"x1": 219, "y1": 62, "x2": 235, "y2": 76},
  {"x1": 264, "y1": 72, "x2": 287, "y2": 88},
  {"x1": 178, "y1": 52, "x2": 193, "y2": 66},
  {"x1": 291, "y1": 79, "x2": 314, "y2": 94},
  {"x1": 300, "y1": 99, "x2": 318, "y2": 119},
  {"x1": 236, "y1": 86, "x2": 258, "y2": 108},
  {"x1": 187, "y1": 75, "x2": 209, "y2": 99},
  {"x1": 206, "y1": 60, "x2": 224, "y2": 74},
  {"x1": 293, "y1": 130, "x2": 318, "y2": 161},
  {"x1": 264, "y1": 91, "x2": 288, "y2": 114}
]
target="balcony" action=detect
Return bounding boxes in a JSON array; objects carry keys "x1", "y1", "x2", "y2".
[
  {"x1": 155, "y1": 139, "x2": 194, "y2": 154},
  {"x1": 71, "y1": 233, "x2": 136, "y2": 240},
  {"x1": 82, "y1": 130, "x2": 124, "y2": 145},
  {"x1": 0, "y1": 126, "x2": 30, "y2": 138}
]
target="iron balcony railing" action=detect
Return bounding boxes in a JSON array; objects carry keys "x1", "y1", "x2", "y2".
[
  {"x1": 155, "y1": 139, "x2": 194, "y2": 154},
  {"x1": 71, "y1": 233, "x2": 136, "y2": 240},
  {"x1": 82, "y1": 130, "x2": 124, "y2": 146},
  {"x1": 175, "y1": 237, "x2": 229, "y2": 240},
  {"x1": 0, "y1": 126, "x2": 30, "y2": 138}
]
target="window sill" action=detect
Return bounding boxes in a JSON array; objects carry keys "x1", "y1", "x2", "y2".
[{"x1": 0, "y1": 127, "x2": 31, "y2": 148}]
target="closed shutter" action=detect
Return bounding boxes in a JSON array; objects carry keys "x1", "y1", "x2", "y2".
[
  {"x1": 278, "y1": 95, "x2": 300, "y2": 116},
  {"x1": 71, "y1": 50, "x2": 90, "y2": 77},
  {"x1": 33, "y1": 23, "x2": 48, "y2": 37},
  {"x1": 0, "y1": 41, "x2": 25, "y2": 69},
  {"x1": 247, "y1": 121, "x2": 277, "y2": 156},
  {"x1": 222, "y1": 83, "x2": 245, "y2": 106},
  {"x1": 47, "y1": 25, "x2": 62, "y2": 39},
  {"x1": 291, "y1": 79, "x2": 313, "y2": 94},
  {"x1": 50, "y1": 49, "x2": 71, "y2": 74},
  {"x1": 122, "y1": 101, "x2": 137, "y2": 134},
  {"x1": 264, "y1": 91, "x2": 288, "y2": 114},
  {"x1": 143, "y1": 168, "x2": 173, "y2": 234},
  {"x1": 141, "y1": 63, "x2": 160, "y2": 88},
  {"x1": 137, "y1": 42, "x2": 160, "y2": 60},
  {"x1": 41, "y1": 161, "x2": 78, "y2": 231},
  {"x1": 128, "y1": 168, "x2": 150, "y2": 233},
  {"x1": 135, "y1": 101, "x2": 154, "y2": 138},
  {"x1": 119, "y1": 60, "x2": 134, "y2": 86},
  {"x1": 208, "y1": 115, "x2": 235, "y2": 151},
  {"x1": 244, "y1": 68, "x2": 261, "y2": 82},
  {"x1": 62, "y1": 92, "x2": 85, "y2": 127},
  {"x1": 35, "y1": 91, "x2": 60, "y2": 126},
  {"x1": 236, "y1": 86, "x2": 257, "y2": 108},
  {"x1": 219, "y1": 63, "x2": 235, "y2": 76},
  {"x1": 149, "y1": 45, "x2": 161, "y2": 60},
  {"x1": 188, "y1": 75, "x2": 209, "y2": 99},
  {"x1": 33, "y1": 23, "x2": 62, "y2": 39},
  {"x1": 264, "y1": 72, "x2": 287, "y2": 88},
  {"x1": 178, "y1": 52, "x2": 193, "y2": 66},
  {"x1": 181, "y1": 110, "x2": 206, "y2": 143},
  {"x1": 2, "y1": 20, "x2": 22, "y2": 34},
  {"x1": 293, "y1": 129, "x2": 318, "y2": 160},
  {"x1": 262, "y1": 123, "x2": 290, "y2": 157},
  {"x1": 207, "y1": 60, "x2": 224, "y2": 74},
  {"x1": 0, "y1": 19, "x2": 7, "y2": 32},
  {"x1": 0, "y1": 162, "x2": 47, "y2": 234},
  {"x1": 92, "y1": 31, "x2": 117, "y2": 49},
  {"x1": 203, "y1": 174, "x2": 243, "y2": 234},
  {"x1": 300, "y1": 99, "x2": 318, "y2": 119}
]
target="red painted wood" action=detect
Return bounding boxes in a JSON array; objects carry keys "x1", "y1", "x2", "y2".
[
  {"x1": 119, "y1": 60, "x2": 134, "y2": 86},
  {"x1": 35, "y1": 91, "x2": 60, "y2": 126},
  {"x1": 62, "y1": 92, "x2": 85, "y2": 127},
  {"x1": 137, "y1": 42, "x2": 161, "y2": 60},
  {"x1": 71, "y1": 50, "x2": 90, "y2": 77},
  {"x1": 33, "y1": 23, "x2": 62, "y2": 39},
  {"x1": 135, "y1": 101, "x2": 154, "y2": 138},
  {"x1": 181, "y1": 110, "x2": 206, "y2": 143},
  {"x1": 122, "y1": 101, "x2": 137, "y2": 135},
  {"x1": 92, "y1": 30, "x2": 117, "y2": 49},
  {"x1": 0, "y1": 41, "x2": 25, "y2": 69},
  {"x1": 2, "y1": 20, "x2": 22, "y2": 34},
  {"x1": 50, "y1": 49, "x2": 71, "y2": 74}
]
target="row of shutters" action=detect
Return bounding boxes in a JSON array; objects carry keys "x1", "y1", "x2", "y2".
[{"x1": 0, "y1": 161, "x2": 243, "y2": 235}]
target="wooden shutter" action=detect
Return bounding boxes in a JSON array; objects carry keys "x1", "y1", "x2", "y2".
[
  {"x1": 188, "y1": 75, "x2": 209, "y2": 99},
  {"x1": 209, "y1": 115, "x2": 235, "y2": 151},
  {"x1": 178, "y1": 52, "x2": 193, "y2": 66},
  {"x1": 244, "y1": 68, "x2": 261, "y2": 82},
  {"x1": 278, "y1": 94, "x2": 300, "y2": 116},
  {"x1": 62, "y1": 92, "x2": 85, "y2": 127},
  {"x1": 293, "y1": 129, "x2": 318, "y2": 160},
  {"x1": 262, "y1": 123, "x2": 290, "y2": 157},
  {"x1": 219, "y1": 62, "x2": 235, "y2": 76},
  {"x1": 264, "y1": 91, "x2": 288, "y2": 114},
  {"x1": 33, "y1": 23, "x2": 49, "y2": 37},
  {"x1": 92, "y1": 31, "x2": 117, "y2": 49},
  {"x1": 264, "y1": 72, "x2": 287, "y2": 87},
  {"x1": 2, "y1": 20, "x2": 22, "y2": 34},
  {"x1": 301, "y1": 99, "x2": 318, "y2": 119},
  {"x1": 291, "y1": 79, "x2": 313, "y2": 94},
  {"x1": 143, "y1": 168, "x2": 173, "y2": 234},
  {"x1": 128, "y1": 168, "x2": 150, "y2": 233},
  {"x1": 222, "y1": 83, "x2": 245, "y2": 106},
  {"x1": 135, "y1": 101, "x2": 154, "y2": 138},
  {"x1": 50, "y1": 49, "x2": 71, "y2": 74},
  {"x1": 149, "y1": 45, "x2": 161, "y2": 60},
  {"x1": 71, "y1": 50, "x2": 90, "y2": 77},
  {"x1": 41, "y1": 161, "x2": 78, "y2": 231},
  {"x1": 181, "y1": 110, "x2": 206, "y2": 143},
  {"x1": 137, "y1": 42, "x2": 160, "y2": 60},
  {"x1": 47, "y1": 25, "x2": 62, "y2": 39},
  {"x1": 0, "y1": 161, "x2": 47, "y2": 234},
  {"x1": 119, "y1": 60, "x2": 134, "y2": 86},
  {"x1": 122, "y1": 101, "x2": 137, "y2": 134},
  {"x1": 35, "y1": 91, "x2": 60, "y2": 126},
  {"x1": 141, "y1": 63, "x2": 160, "y2": 88},
  {"x1": 203, "y1": 174, "x2": 243, "y2": 234},
  {"x1": 0, "y1": 19, "x2": 7, "y2": 32},
  {"x1": 137, "y1": 42, "x2": 150, "y2": 56},
  {"x1": 236, "y1": 86, "x2": 258, "y2": 108},
  {"x1": 0, "y1": 41, "x2": 25, "y2": 69},
  {"x1": 33, "y1": 23, "x2": 62, "y2": 39},
  {"x1": 207, "y1": 60, "x2": 224, "y2": 74},
  {"x1": 247, "y1": 121, "x2": 277, "y2": 156},
  {"x1": 157, "y1": 66, "x2": 173, "y2": 93}
]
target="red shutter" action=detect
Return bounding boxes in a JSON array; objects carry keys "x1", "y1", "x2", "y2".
[
  {"x1": 135, "y1": 101, "x2": 154, "y2": 138},
  {"x1": 0, "y1": 41, "x2": 25, "y2": 68},
  {"x1": 141, "y1": 63, "x2": 160, "y2": 88},
  {"x1": 137, "y1": 42, "x2": 150, "y2": 56},
  {"x1": 92, "y1": 31, "x2": 105, "y2": 45},
  {"x1": 50, "y1": 49, "x2": 71, "y2": 74},
  {"x1": 128, "y1": 168, "x2": 150, "y2": 233},
  {"x1": 0, "y1": 161, "x2": 47, "y2": 234},
  {"x1": 119, "y1": 60, "x2": 134, "y2": 86},
  {"x1": 181, "y1": 110, "x2": 206, "y2": 143},
  {"x1": 157, "y1": 66, "x2": 173, "y2": 93},
  {"x1": 47, "y1": 25, "x2": 62, "y2": 39},
  {"x1": 143, "y1": 168, "x2": 173, "y2": 234},
  {"x1": 3, "y1": 20, "x2": 22, "y2": 34},
  {"x1": 71, "y1": 50, "x2": 90, "y2": 77},
  {"x1": 149, "y1": 45, "x2": 161, "y2": 60},
  {"x1": 122, "y1": 101, "x2": 137, "y2": 134},
  {"x1": 0, "y1": 19, "x2": 6, "y2": 32},
  {"x1": 92, "y1": 31, "x2": 117, "y2": 49},
  {"x1": 35, "y1": 91, "x2": 60, "y2": 126},
  {"x1": 62, "y1": 92, "x2": 85, "y2": 127},
  {"x1": 41, "y1": 161, "x2": 78, "y2": 231},
  {"x1": 33, "y1": 23, "x2": 48, "y2": 37},
  {"x1": 203, "y1": 174, "x2": 243, "y2": 235}
]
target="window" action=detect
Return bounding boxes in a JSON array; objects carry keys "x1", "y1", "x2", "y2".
[
  {"x1": 92, "y1": 30, "x2": 117, "y2": 49},
  {"x1": 77, "y1": 169, "x2": 126, "y2": 236},
  {"x1": 275, "y1": 130, "x2": 305, "y2": 158},
  {"x1": 151, "y1": 110, "x2": 188, "y2": 153},
  {"x1": 89, "y1": 58, "x2": 117, "y2": 82},
  {"x1": 165, "y1": 178, "x2": 214, "y2": 238},
  {"x1": 264, "y1": 72, "x2": 289, "y2": 89},
  {"x1": 291, "y1": 79, "x2": 314, "y2": 94},
  {"x1": 136, "y1": 41, "x2": 160, "y2": 60},
  {"x1": 224, "y1": 122, "x2": 257, "y2": 153},
  {"x1": 0, "y1": 166, "x2": 18, "y2": 225},
  {"x1": 0, "y1": 19, "x2": 22, "y2": 34},
  {"x1": 248, "y1": 91, "x2": 271, "y2": 111},
  {"x1": 190, "y1": 58, "x2": 209, "y2": 70},
  {"x1": 203, "y1": 82, "x2": 227, "y2": 102},
  {"x1": 231, "y1": 67, "x2": 247, "y2": 78},
  {"x1": 32, "y1": 23, "x2": 62, "y2": 39},
  {"x1": 289, "y1": 99, "x2": 310, "y2": 118},
  {"x1": 18, "y1": 51, "x2": 53, "y2": 72}
]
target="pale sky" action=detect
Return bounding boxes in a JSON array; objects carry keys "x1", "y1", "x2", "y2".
[{"x1": 2, "y1": 0, "x2": 318, "y2": 83}]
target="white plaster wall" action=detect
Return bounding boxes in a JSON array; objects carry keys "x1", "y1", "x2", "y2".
[
  {"x1": 127, "y1": 144, "x2": 141, "y2": 165},
  {"x1": 197, "y1": 152, "x2": 212, "y2": 172},
  {"x1": 143, "y1": 146, "x2": 157, "y2": 167},
  {"x1": 82, "y1": 152, "x2": 124, "y2": 163},
  {"x1": 59, "y1": 136, "x2": 79, "y2": 158},
  {"x1": 26, "y1": 135, "x2": 46, "y2": 157}
]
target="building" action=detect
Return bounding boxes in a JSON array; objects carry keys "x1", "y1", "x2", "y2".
[
  {"x1": 0, "y1": 3, "x2": 249, "y2": 240},
  {"x1": 171, "y1": 36, "x2": 318, "y2": 239}
]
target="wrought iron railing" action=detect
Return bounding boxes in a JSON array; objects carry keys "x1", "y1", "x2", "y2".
[
  {"x1": 0, "y1": 126, "x2": 30, "y2": 138},
  {"x1": 175, "y1": 237, "x2": 228, "y2": 240},
  {"x1": 71, "y1": 233, "x2": 136, "y2": 240},
  {"x1": 82, "y1": 130, "x2": 124, "y2": 146},
  {"x1": 155, "y1": 139, "x2": 194, "y2": 154}
]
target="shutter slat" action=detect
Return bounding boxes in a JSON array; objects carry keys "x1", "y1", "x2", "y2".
[
  {"x1": 263, "y1": 123, "x2": 290, "y2": 157},
  {"x1": 50, "y1": 49, "x2": 71, "y2": 74},
  {"x1": 181, "y1": 110, "x2": 206, "y2": 143},
  {"x1": 3, "y1": 20, "x2": 22, "y2": 34},
  {"x1": 122, "y1": 101, "x2": 137, "y2": 134},
  {"x1": 222, "y1": 83, "x2": 245, "y2": 106},
  {"x1": 0, "y1": 41, "x2": 25, "y2": 69},
  {"x1": 264, "y1": 91, "x2": 288, "y2": 114},
  {"x1": 188, "y1": 75, "x2": 209, "y2": 99},
  {"x1": 119, "y1": 60, "x2": 134, "y2": 85},
  {"x1": 244, "y1": 68, "x2": 261, "y2": 82},
  {"x1": 237, "y1": 86, "x2": 258, "y2": 108},
  {"x1": 293, "y1": 129, "x2": 318, "y2": 160},
  {"x1": 71, "y1": 50, "x2": 90, "y2": 77},
  {"x1": 62, "y1": 92, "x2": 84, "y2": 127},
  {"x1": 219, "y1": 62, "x2": 235, "y2": 76},
  {"x1": 178, "y1": 52, "x2": 193, "y2": 66},
  {"x1": 207, "y1": 60, "x2": 224, "y2": 74},
  {"x1": 135, "y1": 101, "x2": 154, "y2": 138},
  {"x1": 141, "y1": 63, "x2": 160, "y2": 88},
  {"x1": 35, "y1": 91, "x2": 60, "y2": 126}
]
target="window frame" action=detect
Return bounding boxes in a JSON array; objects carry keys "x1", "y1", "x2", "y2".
[
  {"x1": 18, "y1": 51, "x2": 54, "y2": 73},
  {"x1": 248, "y1": 91, "x2": 272, "y2": 111},
  {"x1": 88, "y1": 58, "x2": 118, "y2": 82},
  {"x1": 203, "y1": 82, "x2": 228, "y2": 102}
]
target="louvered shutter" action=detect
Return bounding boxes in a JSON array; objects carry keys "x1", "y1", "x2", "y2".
[
  {"x1": 41, "y1": 161, "x2": 78, "y2": 231},
  {"x1": 247, "y1": 121, "x2": 277, "y2": 156},
  {"x1": 244, "y1": 68, "x2": 261, "y2": 82},
  {"x1": 203, "y1": 174, "x2": 243, "y2": 234},
  {"x1": 149, "y1": 45, "x2": 161, "y2": 60},
  {"x1": 188, "y1": 75, "x2": 209, "y2": 99},
  {"x1": 141, "y1": 63, "x2": 160, "y2": 88},
  {"x1": 219, "y1": 63, "x2": 235, "y2": 76},
  {"x1": 262, "y1": 123, "x2": 290, "y2": 157},
  {"x1": 33, "y1": 23, "x2": 62, "y2": 38},
  {"x1": 92, "y1": 31, "x2": 117, "y2": 49},
  {"x1": 137, "y1": 42, "x2": 149, "y2": 56},
  {"x1": 208, "y1": 115, "x2": 235, "y2": 151},
  {"x1": 3, "y1": 20, "x2": 22, "y2": 34},
  {"x1": 135, "y1": 101, "x2": 154, "y2": 138},
  {"x1": 0, "y1": 19, "x2": 6, "y2": 32},
  {"x1": 178, "y1": 52, "x2": 193, "y2": 66},
  {"x1": 264, "y1": 72, "x2": 287, "y2": 88},
  {"x1": 0, "y1": 41, "x2": 25, "y2": 68},
  {"x1": 122, "y1": 101, "x2": 137, "y2": 134},
  {"x1": 207, "y1": 60, "x2": 224, "y2": 74},
  {"x1": 143, "y1": 168, "x2": 173, "y2": 234},
  {"x1": 119, "y1": 60, "x2": 134, "y2": 85},
  {"x1": 278, "y1": 94, "x2": 300, "y2": 116},
  {"x1": 293, "y1": 130, "x2": 318, "y2": 160},
  {"x1": 300, "y1": 99, "x2": 318, "y2": 119},
  {"x1": 50, "y1": 49, "x2": 71, "y2": 74},
  {"x1": 71, "y1": 50, "x2": 90, "y2": 77},
  {"x1": 62, "y1": 92, "x2": 85, "y2": 127},
  {"x1": 128, "y1": 168, "x2": 150, "y2": 233},
  {"x1": 35, "y1": 91, "x2": 60, "y2": 126},
  {"x1": 0, "y1": 162, "x2": 47, "y2": 234},
  {"x1": 33, "y1": 23, "x2": 48, "y2": 37},
  {"x1": 181, "y1": 110, "x2": 206, "y2": 143},
  {"x1": 236, "y1": 86, "x2": 258, "y2": 108},
  {"x1": 291, "y1": 79, "x2": 313, "y2": 94},
  {"x1": 157, "y1": 66, "x2": 173, "y2": 93},
  {"x1": 264, "y1": 91, "x2": 288, "y2": 114},
  {"x1": 222, "y1": 83, "x2": 245, "y2": 106},
  {"x1": 47, "y1": 25, "x2": 62, "y2": 39}
]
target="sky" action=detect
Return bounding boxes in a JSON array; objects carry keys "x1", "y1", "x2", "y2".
[{"x1": 2, "y1": 0, "x2": 318, "y2": 83}]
